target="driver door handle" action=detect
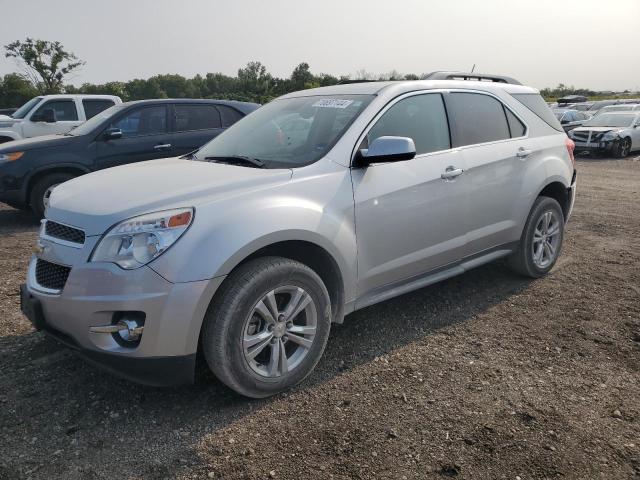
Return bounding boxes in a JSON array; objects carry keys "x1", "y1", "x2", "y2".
[
  {"x1": 517, "y1": 147, "x2": 532, "y2": 158},
  {"x1": 441, "y1": 166, "x2": 464, "y2": 180},
  {"x1": 154, "y1": 143, "x2": 172, "y2": 150}
]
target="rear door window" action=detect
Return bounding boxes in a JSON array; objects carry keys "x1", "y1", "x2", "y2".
[
  {"x1": 174, "y1": 104, "x2": 221, "y2": 131},
  {"x1": 363, "y1": 93, "x2": 450, "y2": 155},
  {"x1": 217, "y1": 105, "x2": 244, "y2": 128},
  {"x1": 83, "y1": 99, "x2": 115, "y2": 119},
  {"x1": 447, "y1": 92, "x2": 510, "y2": 146},
  {"x1": 33, "y1": 100, "x2": 78, "y2": 121}
]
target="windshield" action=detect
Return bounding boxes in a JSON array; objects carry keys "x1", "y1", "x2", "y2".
[
  {"x1": 67, "y1": 104, "x2": 125, "y2": 136},
  {"x1": 194, "y1": 94, "x2": 373, "y2": 168},
  {"x1": 584, "y1": 113, "x2": 635, "y2": 128},
  {"x1": 11, "y1": 97, "x2": 43, "y2": 119},
  {"x1": 601, "y1": 105, "x2": 631, "y2": 113}
]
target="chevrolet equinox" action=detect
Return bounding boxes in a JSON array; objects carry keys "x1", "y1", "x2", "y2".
[{"x1": 20, "y1": 72, "x2": 577, "y2": 398}]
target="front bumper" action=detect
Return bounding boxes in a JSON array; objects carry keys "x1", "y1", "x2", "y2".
[
  {"x1": 572, "y1": 138, "x2": 617, "y2": 155},
  {"x1": 22, "y1": 235, "x2": 224, "y2": 386}
]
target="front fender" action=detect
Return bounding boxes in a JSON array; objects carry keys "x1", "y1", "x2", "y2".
[
  {"x1": 150, "y1": 167, "x2": 358, "y2": 302},
  {"x1": 0, "y1": 130, "x2": 21, "y2": 142}
]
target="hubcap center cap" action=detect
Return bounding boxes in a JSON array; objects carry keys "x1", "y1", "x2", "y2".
[{"x1": 273, "y1": 323, "x2": 286, "y2": 338}]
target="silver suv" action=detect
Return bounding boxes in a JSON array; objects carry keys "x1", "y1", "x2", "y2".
[{"x1": 20, "y1": 72, "x2": 577, "y2": 398}]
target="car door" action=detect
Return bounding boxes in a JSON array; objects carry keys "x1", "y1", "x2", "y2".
[
  {"x1": 351, "y1": 92, "x2": 468, "y2": 300},
  {"x1": 22, "y1": 99, "x2": 82, "y2": 137},
  {"x1": 631, "y1": 116, "x2": 640, "y2": 150},
  {"x1": 94, "y1": 105, "x2": 173, "y2": 170},
  {"x1": 170, "y1": 103, "x2": 224, "y2": 156},
  {"x1": 444, "y1": 91, "x2": 529, "y2": 256}
]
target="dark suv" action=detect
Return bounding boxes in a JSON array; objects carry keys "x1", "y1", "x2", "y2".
[{"x1": 0, "y1": 99, "x2": 260, "y2": 216}]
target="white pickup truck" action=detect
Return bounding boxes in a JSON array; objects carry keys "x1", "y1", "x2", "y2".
[{"x1": 0, "y1": 94, "x2": 122, "y2": 143}]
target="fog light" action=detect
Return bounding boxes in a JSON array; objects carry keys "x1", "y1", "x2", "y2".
[{"x1": 89, "y1": 312, "x2": 145, "y2": 348}]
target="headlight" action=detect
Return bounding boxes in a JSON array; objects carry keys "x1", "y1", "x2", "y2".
[
  {"x1": 567, "y1": 130, "x2": 575, "y2": 138},
  {"x1": 91, "y1": 208, "x2": 194, "y2": 269},
  {"x1": 0, "y1": 151, "x2": 24, "y2": 164},
  {"x1": 601, "y1": 131, "x2": 620, "y2": 141},
  {"x1": 0, "y1": 121, "x2": 15, "y2": 128}
]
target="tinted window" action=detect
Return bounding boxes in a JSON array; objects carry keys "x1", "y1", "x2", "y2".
[
  {"x1": 83, "y1": 99, "x2": 115, "y2": 119},
  {"x1": 448, "y1": 93, "x2": 510, "y2": 146},
  {"x1": 364, "y1": 93, "x2": 450, "y2": 155},
  {"x1": 217, "y1": 105, "x2": 244, "y2": 128},
  {"x1": 511, "y1": 93, "x2": 563, "y2": 131},
  {"x1": 34, "y1": 100, "x2": 78, "y2": 121},
  {"x1": 505, "y1": 108, "x2": 526, "y2": 137},
  {"x1": 110, "y1": 106, "x2": 167, "y2": 137},
  {"x1": 174, "y1": 104, "x2": 221, "y2": 131}
]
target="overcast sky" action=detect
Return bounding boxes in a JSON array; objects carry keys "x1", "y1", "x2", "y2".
[{"x1": 1, "y1": 0, "x2": 639, "y2": 92}]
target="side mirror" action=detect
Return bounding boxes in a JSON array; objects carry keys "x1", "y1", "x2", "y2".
[
  {"x1": 354, "y1": 136, "x2": 416, "y2": 167},
  {"x1": 32, "y1": 108, "x2": 57, "y2": 123},
  {"x1": 103, "y1": 128, "x2": 123, "y2": 140}
]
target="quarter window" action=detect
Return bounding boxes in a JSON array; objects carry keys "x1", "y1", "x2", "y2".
[
  {"x1": 110, "y1": 106, "x2": 167, "y2": 138},
  {"x1": 363, "y1": 93, "x2": 450, "y2": 155},
  {"x1": 447, "y1": 93, "x2": 510, "y2": 146},
  {"x1": 33, "y1": 100, "x2": 78, "y2": 121},
  {"x1": 505, "y1": 108, "x2": 526, "y2": 137},
  {"x1": 83, "y1": 99, "x2": 115, "y2": 120},
  {"x1": 217, "y1": 105, "x2": 244, "y2": 128},
  {"x1": 174, "y1": 105, "x2": 221, "y2": 131}
]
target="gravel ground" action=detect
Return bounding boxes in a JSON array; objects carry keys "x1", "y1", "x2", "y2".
[{"x1": 0, "y1": 157, "x2": 639, "y2": 480}]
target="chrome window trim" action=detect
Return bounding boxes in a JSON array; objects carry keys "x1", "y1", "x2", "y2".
[{"x1": 350, "y1": 87, "x2": 531, "y2": 165}]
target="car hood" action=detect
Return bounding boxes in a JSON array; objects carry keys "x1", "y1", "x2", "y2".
[
  {"x1": 47, "y1": 157, "x2": 293, "y2": 235},
  {"x1": 0, "y1": 133, "x2": 77, "y2": 152}
]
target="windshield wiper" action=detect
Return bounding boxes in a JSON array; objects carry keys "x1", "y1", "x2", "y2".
[{"x1": 203, "y1": 155, "x2": 266, "y2": 168}]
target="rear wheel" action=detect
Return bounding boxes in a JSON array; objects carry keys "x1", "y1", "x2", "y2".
[
  {"x1": 29, "y1": 172, "x2": 76, "y2": 218},
  {"x1": 508, "y1": 196, "x2": 564, "y2": 278},
  {"x1": 201, "y1": 256, "x2": 332, "y2": 398},
  {"x1": 614, "y1": 137, "x2": 631, "y2": 158}
]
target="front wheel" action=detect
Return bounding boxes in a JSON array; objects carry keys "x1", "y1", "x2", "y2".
[
  {"x1": 508, "y1": 196, "x2": 565, "y2": 278},
  {"x1": 614, "y1": 137, "x2": 631, "y2": 158},
  {"x1": 201, "y1": 256, "x2": 332, "y2": 398},
  {"x1": 29, "y1": 172, "x2": 76, "y2": 218}
]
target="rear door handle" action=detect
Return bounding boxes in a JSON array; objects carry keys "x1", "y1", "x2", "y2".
[
  {"x1": 441, "y1": 166, "x2": 464, "y2": 180},
  {"x1": 154, "y1": 143, "x2": 172, "y2": 150},
  {"x1": 517, "y1": 147, "x2": 532, "y2": 158}
]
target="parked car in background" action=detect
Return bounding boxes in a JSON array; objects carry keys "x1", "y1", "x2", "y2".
[
  {"x1": 568, "y1": 112, "x2": 640, "y2": 157},
  {"x1": 568, "y1": 102, "x2": 594, "y2": 112},
  {"x1": 0, "y1": 95, "x2": 122, "y2": 143},
  {"x1": 553, "y1": 108, "x2": 592, "y2": 132},
  {"x1": 0, "y1": 98, "x2": 259, "y2": 215},
  {"x1": 0, "y1": 108, "x2": 17, "y2": 117},
  {"x1": 583, "y1": 100, "x2": 619, "y2": 116},
  {"x1": 19, "y1": 73, "x2": 576, "y2": 397},
  {"x1": 557, "y1": 94, "x2": 588, "y2": 104},
  {"x1": 594, "y1": 104, "x2": 640, "y2": 115}
]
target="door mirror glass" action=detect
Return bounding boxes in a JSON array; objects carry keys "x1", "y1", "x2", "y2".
[
  {"x1": 33, "y1": 108, "x2": 57, "y2": 123},
  {"x1": 103, "y1": 127, "x2": 123, "y2": 140},
  {"x1": 356, "y1": 136, "x2": 416, "y2": 166}
]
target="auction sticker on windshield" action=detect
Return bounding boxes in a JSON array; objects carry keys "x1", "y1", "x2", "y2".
[{"x1": 312, "y1": 99, "x2": 354, "y2": 109}]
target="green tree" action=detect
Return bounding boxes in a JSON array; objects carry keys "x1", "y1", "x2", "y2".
[
  {"x1": 0, "y1": 73, "x2": 39, "y2": 108},
  {"x1": 4, "y1": 38, "x2": 84, "y2": 94}
]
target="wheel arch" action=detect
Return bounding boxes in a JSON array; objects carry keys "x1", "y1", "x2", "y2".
[
  {"x1": 537, "y1": 180, "x2": 571, "y2": 220},
  {"x1": 218, "y1": 236, "x2": 347, "y2": 324},
  {"x1": 25, "y1": 164, "x2": 90, "y2": 206}
]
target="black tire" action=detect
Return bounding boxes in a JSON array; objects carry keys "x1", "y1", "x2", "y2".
[
  {"x1": 201, "y1": 256, "x2": 332, "y2": 398},
  {"x1": 614, "y1": 137, "x2": 631, "y2": 159},
  {"x1": 29, "y1": 172, "x2": 76, "y2": 218},
  {"x1": 508, "y1": 196, "x2": 565, "y2": 278}
]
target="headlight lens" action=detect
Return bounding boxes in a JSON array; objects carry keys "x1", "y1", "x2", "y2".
[
  {"x1": 602, "y1": 131, "x2": 619, "y2": 141},
  {"x1": 91, "y1": 208, "x2": 194, "y2": 269},
  {"x1": 0, "y1": 151, "x2": 24, "y2": 164}
]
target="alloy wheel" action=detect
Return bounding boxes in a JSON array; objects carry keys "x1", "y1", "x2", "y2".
[
  {"x1": 242, "y1": 285, "x2": 317, "y2": 378},
  {"x1": 532, "y1": 210, "x2": 561, "y2": 268}
]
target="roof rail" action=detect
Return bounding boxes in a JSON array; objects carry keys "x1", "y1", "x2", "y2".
[
  {"x1": 336, "y1": 79, "x2": 379, "y2": 85},
  {"x1": 423, "y1": 71, "x2": 522, "y2": 86}
]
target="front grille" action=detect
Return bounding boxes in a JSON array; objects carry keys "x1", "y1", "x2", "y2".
[
  {"x1": 44, "y1": 221, "x2": 85, "y2": 245},
  {"x1": 572, "y1": 131, "x2": 590, "y2": 142},
  {"x1": 35, "y1": 259, "x2": 71, "y2": 291}
]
